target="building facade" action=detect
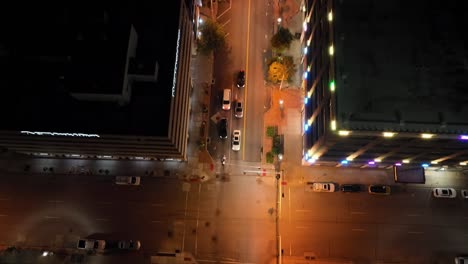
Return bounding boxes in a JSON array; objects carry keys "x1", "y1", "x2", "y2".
[
  {"x1": 0, "y1": 1, "x2": 197, "y2": 161},
  {"x1": 300, "y1": 0, "x2": 468, "y2": 169}
]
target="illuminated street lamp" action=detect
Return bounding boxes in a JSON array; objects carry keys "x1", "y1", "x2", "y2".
[
  {"x1": 277, "y1": 18, "x2": 282, "y2": 24},
  {"x1": 279, "y1": 99, "x2": 284, "y2": 110}
]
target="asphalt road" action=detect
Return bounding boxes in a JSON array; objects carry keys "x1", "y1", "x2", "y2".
[
  {"x1": 281, "y1": 184, "x2": 468, "y2": 263},
  {"x1": 0, "y1": 172, "x2": 278, "y2": 264},
  {"x1": 210, "y1": 0, "x2": 270, "y2": 163}
]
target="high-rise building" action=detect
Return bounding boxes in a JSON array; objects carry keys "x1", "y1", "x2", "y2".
[
  {"x1": 0, "y1": 1, "x2": 197, "y2": 161},
  {"x1": 300, "y1": 0, "x2": 468, "y2": 168}
]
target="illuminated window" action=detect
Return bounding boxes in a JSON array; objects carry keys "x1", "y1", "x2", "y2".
[
  {"x1": 338, "y1": 130, "x2": 350, "y2": 136},
  {"x1": 329, "y1": 45, "x2": 334, "y2": 55},
  {"x1": 421, "y1": 133, "x2": 434, "y2": 139},
  {"x1": 328, "y1": 11, "x2": 333, "y2": 22},
  {"x1": 331, "y1": 120, "x2": 336, "y2": 130},
  {"x1": 382, "y1": 132, "x2": 395, "y2": 138},
  {"x1": 329, "y1": 80, "x2": 335, "y2": 92}
]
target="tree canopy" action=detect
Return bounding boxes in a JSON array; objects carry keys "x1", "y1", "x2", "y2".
[
  {"x1": 270, "y1": 27, "x2": 294, "y2": 52},
  {"x1": 197, "y1": 19, "x2": 226, "y2": 55},
  {"x1": 267, "y1": 56, "x2": 295, "y2": 83}
]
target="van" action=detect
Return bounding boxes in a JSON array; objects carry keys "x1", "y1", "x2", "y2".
[{"x1": 222, "y1": 89, "x2": 231, "y2": 110}]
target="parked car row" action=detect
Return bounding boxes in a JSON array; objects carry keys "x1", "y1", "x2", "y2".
[
  {"x1": 310, "y1": 182, "x2": 391, "y2": 195},
  {"x1": 77, "y1": 238, "x2": 141, "y2": 251},
  {"x1": 310, "y1": 183, "x2": 468, "y2": 198},
  {"x1": 217, "y1": 70, "x2": 246, "y2": 152},
  {"x1": 433, "y1": 187, "x2": 468, "y2": 199}
]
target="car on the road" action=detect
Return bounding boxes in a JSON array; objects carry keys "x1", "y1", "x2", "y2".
[
  {"x1": 115, "y1": 176, "x2": 141, "y2": 186},
  {"x1": 234, "y1": 101, "x2": 243, "y2": 118},
  {"x1": 461, "y1": 189, "x2": 468, "y2": 199},
  {"x1": 368, "y1": 185, "x2": 391, "y2": 195},
  {"x1": 433, "y1": 187, "x2": 456, "y2": 198},
  {"x1": 232, "y1": 130, "x2": 241, "y2": 151},
  {"x1": 118, "y1": 240, "x2": 141, "y2": 250},
  {"x1": 236, "y1": 70, "x2": 245, "y2": 88},
  {"x1": 218, "y1": 118, "x2": 228, "y2": 139},
  {"x1": 77, "y1": 239, "x2": 106, "y2": 250},
  {"x1": 312, "y1": 182, "x2": 335, "y2": 192},
  {"x1": 222, "y1": 89, "x2": 231, "y2": 110},
  {"x1": 455, "y1": 256, "x2": 468, "y2": 264},
  {"x1": 340, "y1": 184, "x2": 361, "y2": 192}
]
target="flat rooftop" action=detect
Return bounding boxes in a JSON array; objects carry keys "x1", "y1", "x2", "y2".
[
  {"x1": 0, "y1": 2, "x2": 182, "y2": 136},
  {"x1": 335, "y1": 0, "x2": 468, "y2": 133}
]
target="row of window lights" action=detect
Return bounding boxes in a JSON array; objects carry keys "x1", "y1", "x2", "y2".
[
  {"x1": 304, "y1": 155, "x2": 468, "y2": 167},
  {"x1": 337, "y1": 130, "x2": 468, "y2": 141}
]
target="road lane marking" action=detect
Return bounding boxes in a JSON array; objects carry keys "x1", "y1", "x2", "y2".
[
  {"x1": 48, "y1": 200, "x2": 64, "y2": 203},
  {"x1": 98, "y1": 202, "x2": 112, "y2": 205},
  {"x1": 351, "y1": 211, "x2": 367, "y2": 215},
  {"x1": 242, "y1": 0, "x2": 252, "y2": 160},
  {"x1": 296, "y1": 209, "x2": 312, "y2": 212},
  {"x1": 0, "y1": 214, "x2": 8, "y2": 217},
  {"x1": 44, "y1": 216, "x2": 60, "y2": 219},
  {"x1": 96, "y1": 218, "x2": 108, "y2": 222},
  {"x1": 352, "y1": 228, "x2": 365, "y2": 232},
  {"x1": 407, "y1": 214, "x2": 421, "y2": 217},
  {"x1": 151, "y1": 220, "x2": 163, "y2": 223},
  {"x1": 151, "y1": 203, "x2": 165, "y2": 207},
  {"x1": 408, "y1": 231, "x2": 424, "y2": 234},
  {"x1": 0, "y1": 198, "x2": 10, "y2": 201}
]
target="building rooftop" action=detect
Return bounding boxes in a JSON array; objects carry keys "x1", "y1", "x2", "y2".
[
  {"x1": 0, "y1": 2, "x2": 182, "y2": 137},
  {"x1": 335, "y1": 0, "x2": 468, "y2": 134}
]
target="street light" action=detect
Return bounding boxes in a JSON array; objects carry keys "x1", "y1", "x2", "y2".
[
  {"x1": 277, "y1": 18, "x2": 282, "y2": 24},
  {"x1": 279, "y1": 99, "x2": 284, "y2": 110}
]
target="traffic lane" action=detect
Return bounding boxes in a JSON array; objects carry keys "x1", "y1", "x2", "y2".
[
  {"x1": 194, "y1": 218, "x2": 276, "y2": 263},
  {"x1": 289, "y1": 186, "x2": 464, "y2": 225},
  {"x1": 285, "y1": 221, "x2": 377, "y2": 258},
  {"x1": 377, "y1": 224, "x2": 468, "y2": 261},
  {"x1": 242, "y1": 0, "x2": 270, "y2": 162},
  {"x1": 189, "y1": 177, "x2": 276, "y2": 220}
]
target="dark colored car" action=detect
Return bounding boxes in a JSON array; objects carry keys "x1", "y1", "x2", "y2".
[
  {"x1": 236, "y1": 70, "x2": 245, "y2": 88},
  {"x1": 219, "y1": 118, "x2": 228, "y2": 139},
  {"x1": 234, "y1": 101, "x2": 243, "y2": 118},
  {"x1": 368, "y1": 185, "x2": 391, "y2": 195},
  {"x1": 340, "y1": 184, "x2": 361, "y2": 192}
]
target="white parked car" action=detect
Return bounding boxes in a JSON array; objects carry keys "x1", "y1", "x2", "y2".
[
  {"x1": 115, "y1": 176, "x2": 141, "y2": 186},
  {"x1": 433, "y1": 187, "x2": 456, "y2": 198},
  {"x1": 461, "y1": 190, "x2": 468, "y2": 199},
  {"x1": 312, "y1": 182, "x2": 335, "y2": 192},
  {"x1": 232, "y1": 130, "x2": 241, "y2": 151}
]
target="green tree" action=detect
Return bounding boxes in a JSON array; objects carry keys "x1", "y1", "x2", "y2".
[
  {"x1": 197, "y1": 19, "x2": 226, "y2": 55},
  {"x1": 270, "y1": 27, "x2": 294, "y2": 52}
]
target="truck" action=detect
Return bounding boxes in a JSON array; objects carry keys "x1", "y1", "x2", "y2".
[
  {"x1": 115, "y1": 176, "x2": 141, "y2": 186},
  {"x1": 393, "y1": 166, "x2": 425, "y2": 184}
]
